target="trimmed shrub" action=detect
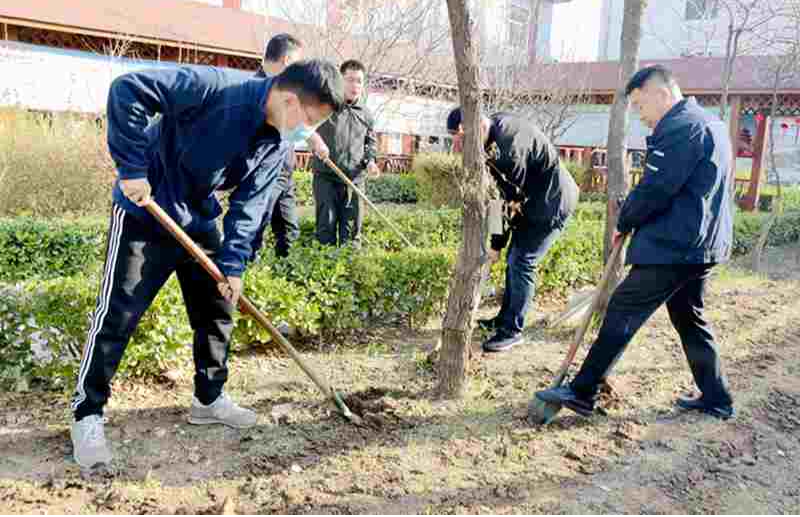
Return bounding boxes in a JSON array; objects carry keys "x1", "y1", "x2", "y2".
[
  {"x1": 365, "y1": 173, "x2": 418, "y2": 204},
  {"x1": 413, "y1": 152, "x2": 464, "y2": 208},
  {"x1": 562, "y1": 160, "x2": 587, "y2": 187},
  {"x1": 0, "y1": 275, "x2": 193, "y2": 391},
  {"x1": 0, "y1": 217, "x2": 106, "y2": 281},
  {"x1": 293, "y1": 170, "x2": 418, "y2": 206}
]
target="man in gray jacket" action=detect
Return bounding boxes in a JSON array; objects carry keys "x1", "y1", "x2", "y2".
[{"x1": 309, "y1": 59, "x2": 379, "y2": 247}]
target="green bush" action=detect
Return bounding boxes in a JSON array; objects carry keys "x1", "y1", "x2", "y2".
[
  {"x1": 0, "y1": 217, "x2": 106, "y2": 282},
  {"x1": 0, "y1": 109, "x2": 115, "y2": 217},
  {"x1": 732, "y1": 210, "x2": 800, "y2": 255},
  {"x1": 366, "y1": 174, "x2": 418, "y2": 204},
  {"x1": 0, "y1": 275, "x2": 193, "y2": 391},
  {"x1": 293, "y1": 168, "x2": 313, "y2": 206},
  {"x1": 562, "y1": 160, "x2": 587, "y2": 187},
  {"x1": 413, "y1": 152, "x2": 464, "y2": 208},
  {"x1": 293, "y1": 170, "x2": 418, "y2": 206}
]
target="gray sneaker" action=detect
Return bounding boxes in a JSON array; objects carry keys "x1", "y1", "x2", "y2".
[
  {"x1": 188, "y1": 393, "x2": 257, "y2": 429},
  {"x1": 71, "y1": 414, "x2": 112, "y2": 468}
]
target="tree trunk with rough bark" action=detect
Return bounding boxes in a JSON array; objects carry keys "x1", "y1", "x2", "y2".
[
  {"x1": 436, "y1": 0, "x2": 489, "y2": 399},
  {"x1": 598, "y1": 0, "x2": 647, "y2": 317}
]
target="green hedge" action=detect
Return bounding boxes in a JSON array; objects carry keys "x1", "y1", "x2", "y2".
[
  {"x1": 293, "y1": 170, "x2": 418, "y2": 206},
  {"x1": 4, "y1": 206, "x2": 795, "y2": 284},
  {"x1": 0, "y1": 217, "x2": 106, "y2": 281},
  {"x1": 413, "y1": 152, "x2": 464, "y2": 208},
  {"x1": 0, "y1": 209, "x2": 606, "y2": 390},
  {"x1": 5, "y1": 207, "x2": 800, "y2": 390}
]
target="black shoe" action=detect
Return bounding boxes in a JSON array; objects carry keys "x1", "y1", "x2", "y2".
[
  {"x1": 481, "y1": 331, "x2": 523, "y2": 353},
  {"x1": 477, "y1": 317, "x2": 498, "y2": 331},
  {"x1": 676, "y1": 396, "x2": 735, "y2": 420},
  {"x1": 535, "y1": 385, "x2": 595, "y2": 417}
]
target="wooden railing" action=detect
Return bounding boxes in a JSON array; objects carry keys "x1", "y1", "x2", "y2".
[
  {"x1": 295, "y1": 152, "x2": 413, "y2": 174},
  {"x1": 581, "y1": 166, "x2": 645, "y2": 193},
  {"x1": 293, "y1": 147, "x2": 649, "y2": 193}
]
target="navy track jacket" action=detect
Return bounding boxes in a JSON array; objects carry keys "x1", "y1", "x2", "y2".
[
  {"x1": 618, "y1": 97, "x2": 734, "y2": 265},
  {"x1": 107, "y1": 66, "x2": 287, "y2": 278}
]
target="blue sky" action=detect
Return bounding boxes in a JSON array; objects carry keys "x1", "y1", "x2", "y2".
[{"x1": 550, "y1": 0, "x2": 602, "y2": 61}]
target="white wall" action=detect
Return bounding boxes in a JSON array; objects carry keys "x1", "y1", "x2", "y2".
[
  {"x1": 0, "y1": 40, "x2": 451, "y2": 139},
  {"x1": 0, "y1": 41, "x2": 176, "y2": 113},
  {"x1": 599, "y1": 0, "x2": 794, "y2": 61}
]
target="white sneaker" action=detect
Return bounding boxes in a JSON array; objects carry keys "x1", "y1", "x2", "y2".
[
  {"x1": 188, "y1": 392, "x2": 257, "y2": 429},
  {"x1": 71, "y1": 415, "x2": 112, "y2": 468}
]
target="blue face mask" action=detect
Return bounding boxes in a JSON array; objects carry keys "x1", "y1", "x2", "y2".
[{"x1": 283, "y1": 124, "x2": 315, "y2": 144}]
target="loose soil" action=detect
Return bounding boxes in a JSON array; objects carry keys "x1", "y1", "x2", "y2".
[{"x1": 1, "y1": 246, "x2": 799, "y2": 514}]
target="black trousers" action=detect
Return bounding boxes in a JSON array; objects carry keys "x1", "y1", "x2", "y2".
[
  {"x1": 571, "y1": 264, "x2": 733, "y2": 407},
  {"x1": 313, "y1": 173, "x2": 363, "y2": 247},
  {"x1": 268, "y1": 173, "x2": 300, "y2": 258},
  {"x1": 71, "y1": 204, "x2": 234, "y2": 420}
]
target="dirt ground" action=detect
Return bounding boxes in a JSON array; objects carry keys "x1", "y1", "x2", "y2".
[{"x1": 1, "y1": 246, "x2": 800, "y2": 514}]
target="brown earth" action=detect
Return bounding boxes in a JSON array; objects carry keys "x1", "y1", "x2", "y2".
[{"x1": 1, "y1": 246, "x2": 799, "y2": 514}]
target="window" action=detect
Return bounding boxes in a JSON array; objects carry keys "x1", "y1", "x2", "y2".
[
  {"x1": 685, "y1": 0, "x2": 719, "y2": 21},
  {"x1": 507, "y1": 0, "x2": 530, "y2": 50}
]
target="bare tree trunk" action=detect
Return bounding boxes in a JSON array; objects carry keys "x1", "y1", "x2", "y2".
[
  {"x1": 436, "y1": 0, "x2": 489, "y2": 399},
  {"x1": 719, "y1": 26, "x2": 738, "y2": 123},
  {"x1": 599, "y1": 0, "x2": 647, "y2": 317}
]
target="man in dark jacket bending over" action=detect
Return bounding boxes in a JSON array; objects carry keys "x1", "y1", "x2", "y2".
[
  {"x1": 447, "y1": 108, "x2": 579, "y2": 353},
  {"x1": 69, "y1": 60, "x2": 343, "y2": 469},
  {"x1": 536, "y1": 65, "x2": 735, "y2": 421}
]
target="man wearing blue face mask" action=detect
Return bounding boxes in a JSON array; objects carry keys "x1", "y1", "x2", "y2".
[
  {"x1": 252, "y1": 33, "x2": 304, "y2": 259},
  {"x1": 308, "y1": 59, "x2": 379, "y2": 247},
  {"x1": 69, "y1": 60, "x2": 343, "y2": 470}
]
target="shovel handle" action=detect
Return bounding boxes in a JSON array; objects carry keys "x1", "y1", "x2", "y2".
[
  {"x1": 551, "y1": 234, "x2": 628, "y2": 387},
  {"x1": 142, "y1": 200, "x2": 338, "y2": 402},
  {"x1": 321, "y1": 156, "x2": 416, "y2": 250}
]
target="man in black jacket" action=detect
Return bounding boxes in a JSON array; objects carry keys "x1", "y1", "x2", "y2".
[
  {"x1": 535, "y1": 65, "x2": 735, "y2": 421},
  {"x1": 253, "y1": 33, "x2": 303, "y2": 258},
  {"x1": 309, "y1": 59, "x2": 379, "y2": 247},
  {"x1": 447, "y1": 108, "x2": 579, "y2": 353}
]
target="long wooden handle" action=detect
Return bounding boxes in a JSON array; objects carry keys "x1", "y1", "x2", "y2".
[
  {"x1": 321, "y1": 156, "x2": 416, "y2": 249},
  {"x1": 143, "y1": 200, "x2": 336, "y2": 398},
  {"x1": 552, "y1": 235, "x2": 628, "y2": 387}
]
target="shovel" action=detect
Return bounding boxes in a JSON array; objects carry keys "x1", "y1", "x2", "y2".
[
  {"x1": 143, "y1": 200, "x2": 360, "y2": 424},
  {"x1": 528, "y1": 235, "x2": 628, "y2": 425}
]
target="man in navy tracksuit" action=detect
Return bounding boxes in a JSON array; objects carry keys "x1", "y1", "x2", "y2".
[
  {"x1": 447, "y1": 108, "x2": 579, "y2": 353},
  {"x1": 252, "y1": 33, "x2": 303, "y2": 259},
  {"x1": 536, "y1": 65, "x2": 735, "y2": 421},
  {"x1": 69, "y1": 60, "x2": 343, "y2": 469}
]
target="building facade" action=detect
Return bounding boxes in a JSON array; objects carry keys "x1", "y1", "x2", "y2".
[
  {"x1": 599, "y1": 0, "x2": 794, "y2": 61},
  {"x1": 0, "y1": 0, "x2": 569, "y2": 159}
]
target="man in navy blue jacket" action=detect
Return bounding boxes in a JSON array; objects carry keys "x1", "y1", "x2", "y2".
[
  {"x1": 253, "y1": 33, "x2": 304, "y2": 259},
  {"x1": 536, "y1": 65, "x2": 735, "y2": 421},
  {"x1": 69, "y1": 60, "x2": 344, "y2": 469}
]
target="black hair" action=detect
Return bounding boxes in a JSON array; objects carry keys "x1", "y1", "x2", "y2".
[
  {"x1": 264, "y1": 33, "x2": 303, "y2": 62},
  {"x1": 446, "y1": 107, "x2": 462, "y2": 134},
  {"x1": 275, "y1": 59, "x2": 344, "y2": 112},
  {"x1": 624, "y1": 65, "x2": 676, "y2": 96},
  {"x1": 340, "y1": 59, "x2": 366, "y2": 75}
]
